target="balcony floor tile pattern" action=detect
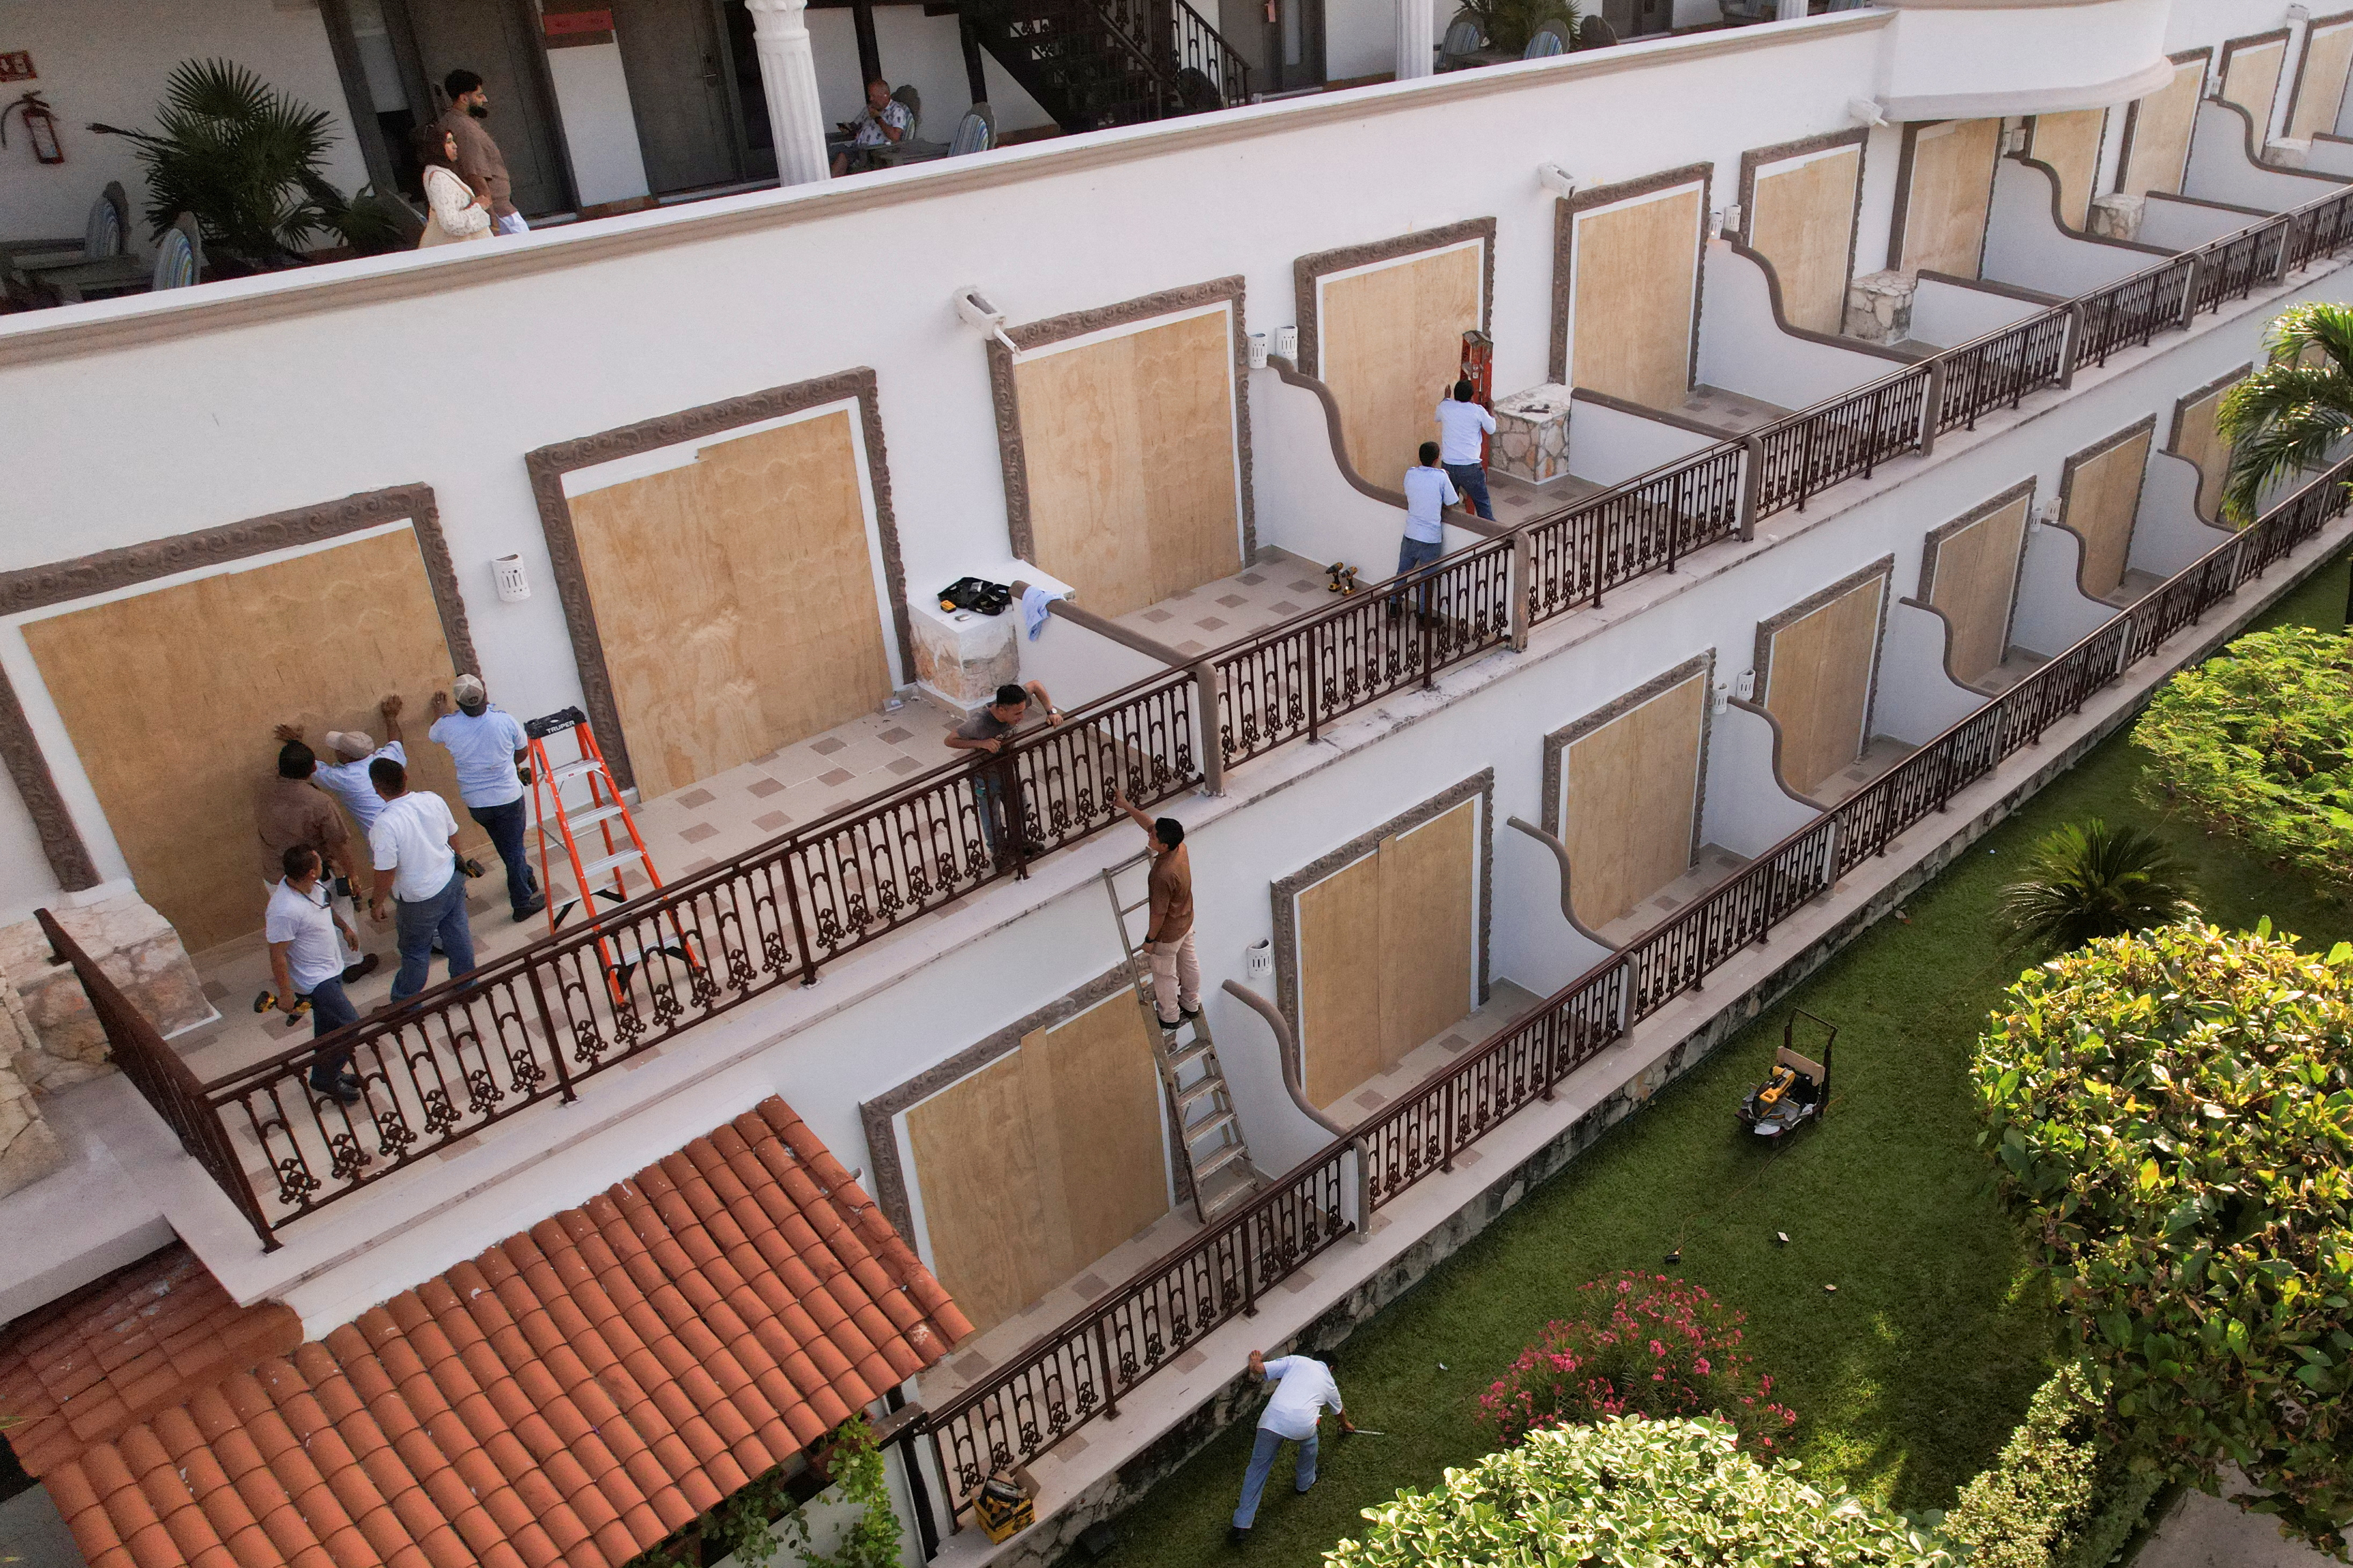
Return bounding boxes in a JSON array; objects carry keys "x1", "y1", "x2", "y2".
[{"x1": 42, "y1": 1097, "x2": 971, "y2": 1568}]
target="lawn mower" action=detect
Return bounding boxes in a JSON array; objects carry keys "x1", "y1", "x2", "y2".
[{"x1": 1738, "y1": 1009, "x2": 1836, "y2": 1139}]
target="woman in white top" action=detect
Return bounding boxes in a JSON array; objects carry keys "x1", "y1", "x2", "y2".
[{"x1": 414, "y1": 125, "x2": 491, "y2": 248}]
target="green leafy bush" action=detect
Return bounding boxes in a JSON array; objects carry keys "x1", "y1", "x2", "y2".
[
  {"x1": 1972, "y1": 921, "x2": 2353, "y2": 1558},
  {"x1": 624, "y1": 1416, "x2": 900, "y2": 1568},
  {"x1": 1452, "y1": 0, "x2": 1580, "y2": 52},
  {"x1": 1941, "y1": 1366, "x2": 2164, "y2": 1568},
  {"x1": 1997, "y1": 819, "x2": 2198, "y2": 953},
  {"x1": 1327, "y1": 1416, "x2": 1952, "y2": 1568},
  {"x1": 2132, "y1": 625, "x2": 2353, "y2": 896},
  {"x1": 1477, "y1": 1271, "x2": 1795, "y2": 1452}
]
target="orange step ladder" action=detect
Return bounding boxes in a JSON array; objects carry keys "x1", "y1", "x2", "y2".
[{"x1": 525, "y1": 707, "x2": 698, "y2": 999}]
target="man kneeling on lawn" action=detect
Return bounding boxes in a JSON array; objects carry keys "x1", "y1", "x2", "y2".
[{"x1": 1229, "y1": 1346, "x2": 1355, "y2": 1544}]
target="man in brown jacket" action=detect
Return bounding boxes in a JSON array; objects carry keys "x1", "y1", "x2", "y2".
[
  {"x1": 257, "y1": 738, "x2": 378, "y2": 984},
  {"x1": 438, "y1": 69, "x2": 527, "y2": 235},
  {"x1": 1115, "y1": 789, "x2": 1198, "y2": 1030}
]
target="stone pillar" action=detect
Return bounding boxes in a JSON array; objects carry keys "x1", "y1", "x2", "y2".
[
  {"x1": 2087, "y1": 194, "x2": 2144, "y2": 243},
  {"x1": 745, "y1": 0, "x2": 834, "y2": 187},
  {"x1": 1396, "y1": 0, "x2": 1433, "y2": 80},
  {"x1": 1843, "y1": 269, "x2": 1917, "y2": 346}
]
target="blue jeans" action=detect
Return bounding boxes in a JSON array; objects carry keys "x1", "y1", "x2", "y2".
[
  {"x1": 1394, "y1": 534, "x2": 1445, "y2": 615},
  {"x1": 468, "y1": 798, "x2": 541, "y2": 917},
  {"x1": 1443, "y1": 461, "x2": 1493, "y2": 521},
  {"x1": 305, "y1": 976, "x2": 358, "y2": 1086},
  {"x1": 391, "y1": 867, "x2": 477, "y2": 1002},
  {"x1": 1233, "y1": 1427, "x2": 1317, "y2": 1529}
]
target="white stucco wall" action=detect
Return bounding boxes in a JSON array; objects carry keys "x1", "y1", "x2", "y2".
[{"x1": 0, "y1": 0, "x2": 370, "y2": 243}]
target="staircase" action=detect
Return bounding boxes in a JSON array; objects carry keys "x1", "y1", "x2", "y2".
[
  {"x1": 959, "y1": 0, "x2": 1251, "y2": 132},
  {"x1": 1102, "y1": 853, "x2": 1268, "y2": 1223}
]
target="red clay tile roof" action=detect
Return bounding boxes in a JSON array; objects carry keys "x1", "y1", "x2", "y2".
[
  {"x1": 19, "y1": 1098, "x2": 971, "y2": 1568},
  {"x1": 0, "y1": 1246, "x2": 303, "y2": 1477}
]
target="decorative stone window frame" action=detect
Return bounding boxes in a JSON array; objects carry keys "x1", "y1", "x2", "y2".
[
  {"x1": 1267, "y1": 769, "x2": 1496, "y2": 1044},
  {"x1": 2113, "y1": 48, "x2": 2214, "y2": 196},
  {"x1": 2285, "y1": 13, "x2": 2353, "y2": 143},
  {"x1": 0, "y1": 484, "x2": 473, "y2": 893},
  {"x1": 2054, "y1": 413, "x2": 2158, "y2": 601},
  {"x1": 2168, "y1": 362, "x2": 2253, "y2": 455},
  {"x1": 1735, "y1": 128, "x2": 1868, "y2": 292},
  {"x1": 524, "y1": 369, "x2": 908, "y2": 794},
  {"x1": 1538, "y1": 652, "x2": 1717, "y2": 880},
  {"x1": 984, "y1": 276, "x2": 1258, "y2": 570},
  {"x1": 1548, "y1": 164, "x2": 1713, "y2": 389},
  {"x1": 1917, "y1": 477, "x2": 2037, "y2": 667},
  {"x1": 1751, "y1": 554, "x2": 1897, "y2": 771},
  {"x1": 1291, "y1": 222, "x2": 1497, "y2": 384},
  {"x1": 858, "y1": 965, "x2": 1181, "y2": 1246}
]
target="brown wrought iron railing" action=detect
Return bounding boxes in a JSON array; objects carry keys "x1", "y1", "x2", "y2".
[
  {"x1": 919, "y1": 447, "x2": 2353, "y2": 1525},
  {"x1": 56, "y1": 174, "x2": 2353, "y2": 1252}
]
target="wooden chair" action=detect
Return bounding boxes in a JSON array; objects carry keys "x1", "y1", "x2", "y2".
[
  {"x1": 50, "y1": 211, "x2": 200, "y2": 303},
  {"x1": 3, "y1": 181, "x2": 129, "y2": 283},
  {"x1": 875, "y1": 103, "x2": 995, "y2": 166}
]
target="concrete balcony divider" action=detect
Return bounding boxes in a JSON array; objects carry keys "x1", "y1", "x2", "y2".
[
  {"x1": 1699, "y1": 239, "x2": 1918, "y2": 413},
  {"x1": 1909, "y1": 272, "x2": 2051, "y2": 350},
  {"x1": 2187, "y1": 99, "x2": 2352, "y2": 211},
  {"x1": 1984, "y1": 156, "x2": 2171, "y2": 296},
  {"x1": 2126, "y1": 452, "x2": 2238, "y2": 580},
  {"x1": 2141, "y1": 190, "x2": 2279, "y2": 250}
]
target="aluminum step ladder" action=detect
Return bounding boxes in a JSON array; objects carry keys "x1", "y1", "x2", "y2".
[
  {"x1": 525, "y1": 707, "x2": 698, "y2": 1000},
  {"x1": 1102, "y1": 851, "x2": 1266, "y2": 1224}
]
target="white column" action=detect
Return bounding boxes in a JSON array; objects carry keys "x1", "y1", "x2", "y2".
[
  {"x1": 1396, "y1": 0, "x2": 1434, "y2": 80},
  {"x1": 745, "y1": 0, "x2": 833, "y2": 186}
]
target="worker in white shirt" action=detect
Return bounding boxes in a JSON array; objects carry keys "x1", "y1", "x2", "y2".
[
  {"x1": 1393, "y1": 440, "x2": 1460, "y2": 621},
  {"x1": 428, "y1": 674, "x2": 544, "y2": 923},
  {"x1": 1228, "y1": 1347, "x2": 1355, "y2": 1544},
  {"x1": 266, "y1": 845, "x2": 364, "y2": 1104},
  {"x1": 366, "y1": 754, "x2": 479, "y2": 1002},
  {"x1": 309, "y1": 694, "x2": 408, "y2": 837},
  {"x1": 1434, "y1": 378, "x2": 1498, "y2": 521}
]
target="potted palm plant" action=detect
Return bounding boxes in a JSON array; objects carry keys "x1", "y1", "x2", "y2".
[{"x1": 89, "y1": 58, "x2": 398, "y2": 276}]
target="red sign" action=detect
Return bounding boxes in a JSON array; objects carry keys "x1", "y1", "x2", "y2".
[
  {"x1": 0, "y1": 52, "x2": 34, "y2": 82},
  {"x1": 542, "y1": 10, "x2": 614, "y2": 35}
]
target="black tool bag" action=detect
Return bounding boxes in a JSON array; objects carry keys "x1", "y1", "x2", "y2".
[{"x1": 937, "y1": 576, "x2": 1013, "y2": 615}]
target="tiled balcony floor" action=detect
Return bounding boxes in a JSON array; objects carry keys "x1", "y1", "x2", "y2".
[
  {"x1": 914, "y1": 978, "x2": 1544, "y2": 1412},
  {"x1": 1115, "y1": 548, "x2": 1337, "y2": 654},
  {"x1": 1812, "y1": 734, "x2": 1919, "y2": 808},
  {"x1": 178, "y1": 691, "x2": 978, "y2": 1085},
  {"x1": 1592, "y1": 844, "x2": 1751, "y2": 948},
  {"x1": 1673, "y1": 384, "x2": 1791, "y2": 437}
]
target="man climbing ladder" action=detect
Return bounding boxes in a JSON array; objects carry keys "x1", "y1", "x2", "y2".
[{"x1": 1114, "y1": 787, "x2": 1197, "y2": 1029}]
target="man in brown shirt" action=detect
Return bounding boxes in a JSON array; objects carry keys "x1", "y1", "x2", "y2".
[
  {"x1": 438, "y1": 69, "x2": 525, "y2": 234},
  {"x1": 1116, "y1": 789, "x2": 1197, "y2": 1030},
  {"x1": 257, "y1": 739, "x2": 377, "y2": 983}
]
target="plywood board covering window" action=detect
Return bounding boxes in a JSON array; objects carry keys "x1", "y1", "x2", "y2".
[
  {"x1": 1561, "y1": 675, "x2": 1704, "y2": 927},
  {"x1": 1296, "y1": 798, "x2": 1477, "y2": 1108},
  {"x1": 904, "y1": 992, "x2": 1168, "y2": 1333},
  {"x1": 1570, "y1": 185, "x2": 1704, "y2": 407},
  {"x1": 2063, "y1": 424, "x2": 2153, "y2": 601},
  {"x1": 2172, "y1": 371, "x2": 2249, "y2": 523},
  {"x1": 1014, "y1": 308, "x2": 1244, "y2": 619},
  {"x1": 1318, "y1": 246, "x2": 1484, "y2": 484},
  {"x1": 2223, "y1": 39, "x2": 2288, "y2": 136},
  {"x1": 1925, "y1": 494, "x2": 2030, "y2": 685},
  {"x1": 2290, "y1": 23, "x2": 2353, "y2": 141},
  {"x1": 1898, "y1": 120, "x2": 2000, "y2": 279},
  {"x1": 2031, "y1": 111, "x2": 2106, "y2": 231},
  {"x1": 21, "y1": 527, "x2": 473, "y2": 952},
  {"x1": 564, "y1": 409, "x2": 891, "y2": 800},
  {"x1": 1762, "y1": 574, "x2": 1887, "y2": 794},
  {"x1": 1748, "y1": 148, "x2": 1860, "y2": 334},
  {"x1": 2121, "y1": 60, "x2": 2207, "y2": 199}
]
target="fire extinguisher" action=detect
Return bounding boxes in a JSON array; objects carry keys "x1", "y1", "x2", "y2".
[
  {"x1": 3, "y1": 91, "x2": 63, "y2": 164},
  {"x1": 1460, "y1": 328, "x2": 1494, "y2": 465}
]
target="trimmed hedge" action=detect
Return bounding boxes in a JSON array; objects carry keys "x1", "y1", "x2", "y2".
[{"x1": 1940, "y1": 1367, "x2": 2164, "y2": 1568}]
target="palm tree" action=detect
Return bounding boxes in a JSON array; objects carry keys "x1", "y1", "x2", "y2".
[
  {"x1": 89, "y1": 59, "x2": 395, "y2": 272},
  {"x1": 1998, "y1": 819, "x2": 2198, "y2": 953},
  {"x1": 2215, "y1": 301, "x2": 2353, "y2": 524}
]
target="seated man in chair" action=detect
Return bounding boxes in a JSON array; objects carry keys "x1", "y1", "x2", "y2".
[{"x1": 831, "y1": 77, "x2": 912, "y2": 175}]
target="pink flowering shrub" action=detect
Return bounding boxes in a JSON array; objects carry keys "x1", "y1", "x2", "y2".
[{"x1": 1477, "y1": 1271, "x2": 1797, "y2": 1451}]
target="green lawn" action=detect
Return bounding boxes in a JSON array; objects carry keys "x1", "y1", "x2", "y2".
[{"x1": 1067, "y1": 550, "x2": 2353, "y2": 1568}]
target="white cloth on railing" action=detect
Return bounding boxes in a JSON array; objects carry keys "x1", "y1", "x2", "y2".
[{"x1": 1022, "y1": 584, "x2": 1066, "y2": 641}]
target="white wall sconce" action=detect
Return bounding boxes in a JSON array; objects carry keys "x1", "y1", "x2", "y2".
[
  {"x1": 954, "y1": 285, "x2": 1019, "y2": 352},
  {"x1": 1245, "y1": 938, "x2": 1273, "y2": 978},
  {"x1": 1248, "y1": 331, "x2": 1269, "y2": 369},
  {"x1": 492, "y1": 554, "x2": 531, "y2": 603},
  {"x1": 1276, "y1": 325, "x2": 1299, "y2": 360},
  {"x1": 1536, "y1": 162, "x2": 1588, "y2": 200},
  {"x1": 1734, "y1": 669, "x2": 1756, "y2": 702},
  {"x1": 1846, "y1": 98, "x2": 1888, "y2": 128}
]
